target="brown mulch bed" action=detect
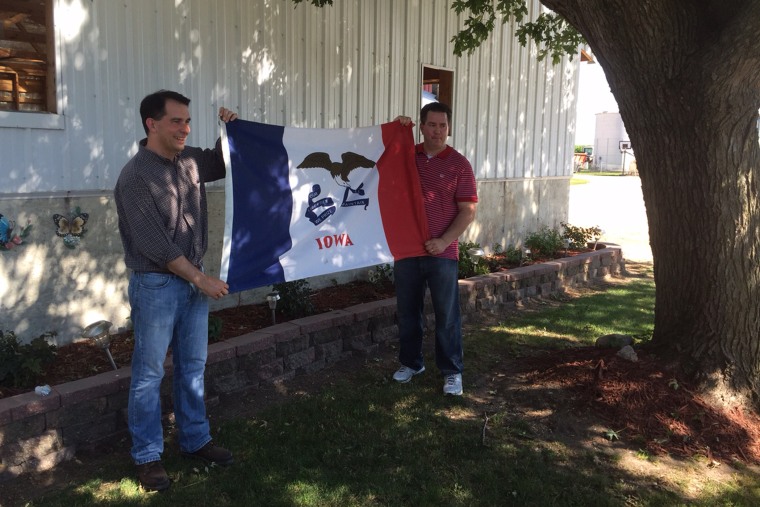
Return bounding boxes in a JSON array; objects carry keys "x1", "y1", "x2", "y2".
[
  {"x1": 0, "y1": 280, "x2": 397, "y2": 398},
  {"x1": 517, "y1": 346, "x2": 760, "y2": 464}
]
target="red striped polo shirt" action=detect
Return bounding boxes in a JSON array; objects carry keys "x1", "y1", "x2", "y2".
[{"x1": 415, "y1": 143, "x2": 478, "y2": 260}]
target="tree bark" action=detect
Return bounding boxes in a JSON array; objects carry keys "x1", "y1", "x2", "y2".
[{"x1": 542, "y1": 0, "x2": 760, "y2": 400}]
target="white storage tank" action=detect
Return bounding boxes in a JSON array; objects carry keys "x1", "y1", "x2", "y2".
[{"x1": 593, "y1": 112, "x2": 636, "y2": 173}]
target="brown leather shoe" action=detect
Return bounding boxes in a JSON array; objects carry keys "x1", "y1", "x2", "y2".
[
  {"x1": 181, "y1": 441, "x2": 233, "y2": 466},
  {"x1": 136, "y1": 460, "x2": 170, "y2": 491}
]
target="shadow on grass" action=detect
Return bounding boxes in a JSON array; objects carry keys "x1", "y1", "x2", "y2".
[
  {"x1": 481, "y1": 278, "x2": 657, "y2": 354},
  {"x1": 25, "y1": 376, "x2": 667, "y2": 506},
  {"x1": 26, "y1": 361, "x2": 760, "y2": 506},
  {"x1": 14, "y1": 270, "x2": 760, "y2": 507}
]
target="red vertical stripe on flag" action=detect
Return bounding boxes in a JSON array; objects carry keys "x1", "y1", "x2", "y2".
[{"x1": 376, "y1": 122, "x2": 429, "y2": 260}]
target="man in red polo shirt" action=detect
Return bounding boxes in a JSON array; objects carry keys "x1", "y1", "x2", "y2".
[{"x1": 393, "y1": 102, "x2": 478, "y2": 395}]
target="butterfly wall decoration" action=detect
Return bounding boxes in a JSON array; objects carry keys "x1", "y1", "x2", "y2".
[{"x1": 53, "y1": 209, "x2": 89, "y2": 248}]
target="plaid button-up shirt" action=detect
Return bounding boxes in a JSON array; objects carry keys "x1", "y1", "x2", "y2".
[{"x1": 114, "y1": 138, "x2": 226, "y2": 273}]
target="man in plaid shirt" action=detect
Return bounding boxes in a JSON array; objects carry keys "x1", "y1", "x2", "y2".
[{"x1": 115, "y1": 90, "x2": 237, "y2": 491}]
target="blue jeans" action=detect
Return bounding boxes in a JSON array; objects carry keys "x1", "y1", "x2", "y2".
[
  {"x1": 394, "y1": 256, "x2": 463, "y2": 376},
  {"x1": 128, "y1": 272, "x2": 211, "y2": 465}
]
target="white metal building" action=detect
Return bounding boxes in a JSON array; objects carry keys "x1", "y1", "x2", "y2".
[
  {"x1": 0, "y1": 0, "x2": 581, "y2": 344},
  {"x1": 593, "y1": 111, "x2": 635, "y2": 173}
]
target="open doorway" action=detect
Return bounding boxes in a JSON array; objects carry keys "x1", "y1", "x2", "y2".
[{"x1": 421, "y1": 65, "x2": 453, "y2": 111}]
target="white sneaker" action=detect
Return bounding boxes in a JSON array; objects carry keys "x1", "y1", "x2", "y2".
[
  {"x1": 393, "y1": 365, "x2": 425, "y2": 383},
  {"x1": 443, "y1": 373, "x2": 463, "y2": 396}
]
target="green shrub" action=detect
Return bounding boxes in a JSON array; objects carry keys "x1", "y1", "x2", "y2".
[
  {"x1": 524, "y1": 226, "x2": 564, "y2": 258},
  {"x1": 368, "y1": 264, "x2": 394, "y2": 285},
  {"x1": 458, "y1": 241, "x2": 490, "y2": 279},
  {"x1": 484, "y1": 244, "x2": 523, "y2": 271},
  {"x1": 0, "y1": 330, "x2": 57, "y2": 388},
  {"x1": 273, "y1": 279, "x2": 315, "y2": 318},
  {"x1": 504, "y1": 245, "x2": 523, "y2": 264},
  {"x1": 561, "y1": 221, "x2": 602, "y2": 249}
]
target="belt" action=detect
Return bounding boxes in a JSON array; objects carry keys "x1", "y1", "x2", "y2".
[{"x1": 134, "y1": 262, "x2": 203, "y2": 275}]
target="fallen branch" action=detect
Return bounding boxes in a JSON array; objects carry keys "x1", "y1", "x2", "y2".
[{"x1": 482, "y1": 411, "x2": 490, "y2": 446}]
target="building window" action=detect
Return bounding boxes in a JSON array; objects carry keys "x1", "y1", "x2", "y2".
[{"x1": 0, "y1": 0, "x2": 56, "y2": 113}]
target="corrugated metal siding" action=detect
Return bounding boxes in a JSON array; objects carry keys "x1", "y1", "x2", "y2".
[{"x1": 0, "y1": 0, "x2": 578, "y2": 194}]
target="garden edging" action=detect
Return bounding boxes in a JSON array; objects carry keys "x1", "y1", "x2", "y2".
[{"x1": 0, "y1": 246, "x2": 624, "y2": 482}]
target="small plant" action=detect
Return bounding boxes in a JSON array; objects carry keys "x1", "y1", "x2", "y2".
[
  {"x1": 208, "y1": 315, "x2": 223, "y2": 343},
  {"x1": 604, "y1": 428, "x2": 623, "y2": 441},
  {"x1": 560, "y1": 221, "x2": 602, "y2": 249},
  {"x1": 272, "y1": 279, "x2": 315, "y2": 318},
  {"x1": 524, "y1": 226, "x2": 564, "y2": 258},
  {"x1": 483, "y1": 244, "x2": 523, "y2": 271},
  {"x1": 0, "y1": 330, "x2": 58, "y2": 388},
  {"x1": 368, "y1": 264, "x2": 393, "y2": 286},
  {"x1": 458, "y1": 241, "x2": 490, "y2": 279},
  {"x1": 504, "y1": 245, "x2": 522, "y2": 265}
]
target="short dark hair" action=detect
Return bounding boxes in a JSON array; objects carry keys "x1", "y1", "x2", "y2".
[
  {"x1": 139, "y1": 90, "x2": 191, "y2": 135},
  {"x1": 420, "y1": 101, "x2": 452, "y2": 124}
]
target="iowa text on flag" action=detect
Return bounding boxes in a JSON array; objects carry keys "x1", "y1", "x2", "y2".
[{"x1": 220, "y1": 120, "x2": 429, "y2": 293}]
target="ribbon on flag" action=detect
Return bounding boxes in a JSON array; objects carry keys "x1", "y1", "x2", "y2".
[{"x1": 220, "y1": 119, "x2": 429, "y2": 293}]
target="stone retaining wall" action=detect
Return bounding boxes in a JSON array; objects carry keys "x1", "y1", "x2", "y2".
[{"x1": 0, "y1": 246, "x2": 623, "y2": 482}]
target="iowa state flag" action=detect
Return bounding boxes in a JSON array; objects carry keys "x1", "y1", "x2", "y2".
[{"x1": 220, "y1": 119, "x2": 429, "y2": 293}]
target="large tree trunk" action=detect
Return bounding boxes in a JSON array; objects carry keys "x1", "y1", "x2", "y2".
[{"x1": 543, "y1": 0, "x2": 760, "y2": 401}]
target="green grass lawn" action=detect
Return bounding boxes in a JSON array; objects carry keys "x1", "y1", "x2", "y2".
[{"x1": 19, "y1": 268, "x2": 760, "y2": 507}]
